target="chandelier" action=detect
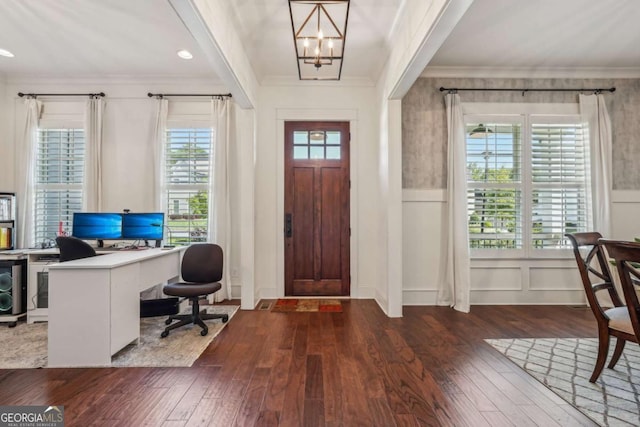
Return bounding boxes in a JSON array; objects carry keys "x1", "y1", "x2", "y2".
[{"x1": 288, "y1": 0, "x2": 350, "y2": 80}]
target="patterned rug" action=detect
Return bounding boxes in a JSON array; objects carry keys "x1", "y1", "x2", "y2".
[
  {"x1": 271, "y1": 299, "x2": 343, "y2": 312},
  {"x1": 487, "y1": 338, "x2": 640, "y2": 427},
  {"x1": 0, "y1": 305, "x2": 239, "y2": 369}
]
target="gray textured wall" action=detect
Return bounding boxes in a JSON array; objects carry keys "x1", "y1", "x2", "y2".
[{"x1": 402, "y1": 77, "x2": 640, "y2": 190}]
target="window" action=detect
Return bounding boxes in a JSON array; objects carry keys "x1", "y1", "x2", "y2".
[
  {"x1": 165, "y1": 127, "x2": 212, "y2": 245},
  {"x1": 34, "y1": 128, "x2": 85, "y2": 244},
  {"x1": 293, "y1": 130, "x2": 341, "y2": 160},
  {"x1": 465, "y1": 107, "x2": 590, "y2": 256}
]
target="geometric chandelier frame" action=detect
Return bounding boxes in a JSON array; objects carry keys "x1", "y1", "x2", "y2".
[{"x1": 288, "y1": 0, "x2": 350, "y2": 80}]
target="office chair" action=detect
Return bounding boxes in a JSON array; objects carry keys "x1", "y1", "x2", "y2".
[
  {"x1": 161, "y1": 243, "x2": 228, "y2": 337},
  {"x1": 55, "y1": 236, "x2": 97, "y2": 262}
]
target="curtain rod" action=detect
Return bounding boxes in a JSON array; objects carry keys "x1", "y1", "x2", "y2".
[
  {"x1": 147, "y1": 92, "x2": 232, "y2": 99},
  {"x1": 18, "y1": 92, "x2": 105, "y2": 98},
  {"x1": 439, "y1": 87, "x2": 616, "y2": 95}
]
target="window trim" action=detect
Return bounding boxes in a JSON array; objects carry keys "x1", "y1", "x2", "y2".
[{"x1": 463, "y1": 103, "x2": 587, "y2": 260}]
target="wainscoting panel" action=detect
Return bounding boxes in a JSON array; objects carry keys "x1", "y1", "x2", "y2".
[
  {"x1": 402, "y1": 189, "x2": 640, "y2": 305},
  {"x1": 470, "y1": 266, "x2": 522, "y2": 291},
  {"x1": 529, "y1": 266, "x2": 582, "y2": 291}
]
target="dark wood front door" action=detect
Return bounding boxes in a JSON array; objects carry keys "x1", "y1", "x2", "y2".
[{"x1": 284, "y1": 121, "x2": 350, "y2": 296}]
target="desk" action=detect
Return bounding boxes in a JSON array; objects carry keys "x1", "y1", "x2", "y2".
[{"x1": 47, "y1": 247, "x2": 187, "y2": 367}]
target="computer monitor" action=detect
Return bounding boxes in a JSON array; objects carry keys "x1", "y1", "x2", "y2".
[
  {"x1": 71, "y1": 213, "x2": 123, "y2": 242},
  {"x1": 121, "y1": 212, "x2": 164, "y2": 245}
]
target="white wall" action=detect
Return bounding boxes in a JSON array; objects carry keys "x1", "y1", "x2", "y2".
[
  {"x1": 403, "y1": 190, "x2": 640, "y2": 305},
  {"x1": 0, "y1": 77, "x2": 9, "y2": 193},
  {"x1": 2, "y1": 78, "x2": 251, "y2": 300},
  {"x1": 254, "y1": 82, "x2": 380, "y2": 300},
  {"x1": 371, "y1": 0, "x2": 469, "y2": 316}
]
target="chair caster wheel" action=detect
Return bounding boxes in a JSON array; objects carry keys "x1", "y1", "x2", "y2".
[
  {"x1": 165, "y1": 318, "x2": 172, "y2": 325},
  {"x1": 200, "y1": 329, "x2": 208, "y2": 336},
  {"x1": 222, "y1": 314, "x2": 229, "y2": 323},
  {"x1": 161, "y1": 330, "x2": 169, "y2": 338},
  {"x1": 8, "y1": 322, "x2": 17, "y2": 328}
]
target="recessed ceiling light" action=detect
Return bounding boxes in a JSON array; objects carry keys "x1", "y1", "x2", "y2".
[
  {"x1": 0, "y1": 48, "x2": 15, "y2": 58},
  {"x1": 177, "y1": 49, "x2": 193, "y2": 60}
]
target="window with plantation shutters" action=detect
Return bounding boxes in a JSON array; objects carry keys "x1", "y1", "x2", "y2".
[
  {"x1": 164, "y1": 127, "x2": 213, "y2": 245},
  {"x1": 465, "y1": 107, "x2": 590, "y2": 256},
  {"x1": 35, "y1": 128, "x2": 85, "y2": 244},
  {"x1": 531, "y1": 121, "x2": 588, "y2": 249},
  {"x1": 466, "y1": 122, "x2": 523, "y2": 250}
]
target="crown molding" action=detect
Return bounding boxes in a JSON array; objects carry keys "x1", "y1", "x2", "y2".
[
  {"x1": 5, "y1": 74, "x2": 225, "y2": 87},
  {"x1": 421, "y1": 66, "x2": 640, "y2": 79},
  {"x1": 260, "y1": 74, "x2": 375, "y2": 87}
]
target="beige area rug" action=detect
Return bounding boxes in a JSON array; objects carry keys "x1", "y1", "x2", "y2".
[
  {"x1": 0, "y1": 305, "x2": 238, "y2": 369},
  {"x1": 487, "y1": 338, "x2": 640, "y2": 427}
]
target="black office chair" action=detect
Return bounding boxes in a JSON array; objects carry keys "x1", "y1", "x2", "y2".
[
  {"x1": 55, "y1": 236, "x2": 97, "y2": 262},
  {"x1": 161, "y1": 243, "x2": 228, "y2": 337}
]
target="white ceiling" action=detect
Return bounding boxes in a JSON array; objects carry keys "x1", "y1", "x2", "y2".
[
  {"x1": 429, "y1": 0, "x2": 640, "y2": 73},
  {"x1": 226, "y1": 0, "x2": 402, "y2": 81},
  {"x1": 0, "y1": 0, "x2": 214, "y2": 79},
  {"x1": 0, "y1": 0, "x2": 639, "y2": 84}
]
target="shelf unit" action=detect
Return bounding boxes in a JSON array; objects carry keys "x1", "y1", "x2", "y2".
[
  {"x1": 0, "y1": 192, "x2": 15, "y2": 250},
  {"x1": 0, "y1": 193, "x2": 25, "y2": 326}
]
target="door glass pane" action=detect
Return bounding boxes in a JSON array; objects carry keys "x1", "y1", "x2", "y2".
[
  {"x1": 294, "y1": 131, "x2": 308, "y2": 145},
  {"x1": 326, "y1": 146, "x2": 341, "y2": 159},
  {"x1": 310, "y1": 146, "x2": 324, "y2": 159},
  {"x1": 310, "y1": 131, "x2": 325, "y2": 143},
  {"x1": 293, "y1": 146, "x2": 308, "y2": 159},
  {"x1": 326, "y1": 131, "x2": 341, "y2": 145}
]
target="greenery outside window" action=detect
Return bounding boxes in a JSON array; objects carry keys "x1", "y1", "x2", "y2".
[
  {"x1": 465, "y1": 106, "x2": 590, "y2": 257},
  {"x1": 165, "y1": 127, "x2": 212, "y2": 245}
]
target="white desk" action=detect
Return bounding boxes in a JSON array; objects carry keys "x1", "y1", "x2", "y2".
[{"x1": 47, "y1": 247, "x2": 187, "y2": 367}]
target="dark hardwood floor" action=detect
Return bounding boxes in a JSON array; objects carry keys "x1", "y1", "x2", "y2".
[{"x1": 0, "y1": 301, "x2": 600, "y2": 426}]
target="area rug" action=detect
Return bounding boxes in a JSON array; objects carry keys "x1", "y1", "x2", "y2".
[
  {"x1": 0, "y1": 305, "x2": 238, "y2": 369},
  {"x1": 487, "y1": 338, "x2": 640, "y2": 427},
  {"x1": 271, "y1": 299, "x2": 342, "y2": 312}
]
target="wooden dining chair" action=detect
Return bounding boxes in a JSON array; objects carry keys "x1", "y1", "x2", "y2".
[
  {"x1": 599, "y1": 238, "x2": 640, "y2": 342},
  {"x1": 566, "y1": 232, "x2": 631, "y2": 382}
]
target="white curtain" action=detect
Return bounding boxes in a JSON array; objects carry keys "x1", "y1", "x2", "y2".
[
  {"x1": 209, "y1": 98, "x2": 231, "y2": 301},
  {"x1": 83, "y1": 96, "x2": 105, "y2": 211},
  {"x1": 579, "y1": 94, "x2": 612, "y2": 237},
  {"x1": 17, "y1": 98, "x2": 42, "y2": 248},
  {"x1": 438, "y1": 93, "x2": 471, "y2": 313},
  {"x1": 152, "y1": 99, "x2": 169, "y2": 212}
]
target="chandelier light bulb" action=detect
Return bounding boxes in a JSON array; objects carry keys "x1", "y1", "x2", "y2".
[
  {"x1": 315, "y1": 46, "x2": 320, "y2": 56},
  {"x1": 328, "y1": 39, "x2": 334, "y2": 49},
  {"x1": 318, "y1": 29, "x2": 323, "y2": 39},
  {"x1": 303, "y1": 38, "x2": 309, "y2": 48}
]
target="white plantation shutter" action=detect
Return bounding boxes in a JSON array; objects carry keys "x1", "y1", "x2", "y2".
[
  {"x1": 465, "y1": 110, "x2": 591, "y2": 256},
  {"x1": 35, "y1": 129, "x2": 84, "y2": 244},
  {"x1": 165, "y1": 128, "x2": 212, "y2": 244},
  {"x1": 531, "y1": 122, "x2": 588, "y2": 248},
  {"x1": 466, "y1": 122, "x2": 523, "y2": 250}
]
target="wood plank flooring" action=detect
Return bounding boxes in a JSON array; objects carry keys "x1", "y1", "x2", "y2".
[{"x1": 0, "y1": 301, "x2": 600, "y2": 426}]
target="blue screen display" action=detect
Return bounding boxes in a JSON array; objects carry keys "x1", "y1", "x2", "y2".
[
  {"x1": 72, "y1": 213, "x2": 123, "y2": 239},
  {"x1": 122, "y1": 213, "x2": 164, "y2": 240}
]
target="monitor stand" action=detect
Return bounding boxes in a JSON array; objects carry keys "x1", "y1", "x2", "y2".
[{"x1": 97, "y1": 239, "x2": 104, "y2": 248}]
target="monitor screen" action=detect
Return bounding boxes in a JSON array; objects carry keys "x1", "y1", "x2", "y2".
[
  {"x1": 72, "y1": 212, "x2": 123, "y2": 240},
  {"x1": 121, "y1": 212, "x2": 164, "y2": 240}
]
